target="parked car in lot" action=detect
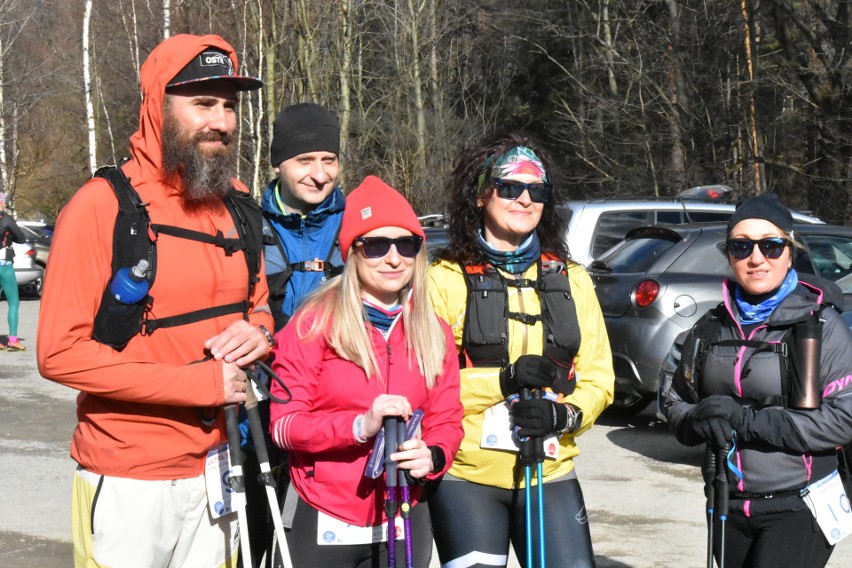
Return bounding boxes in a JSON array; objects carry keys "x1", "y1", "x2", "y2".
[
  {"x1": 559, "y1": 194, "x2": 822, "y2": 267},
  {"x1": 5, "y1": 241, "x2": 43, "y2": 297},
  {"x1": 588, "y1": 222, "x2": 852, "y2": 413},
  {"x1": 18, "y1": 221, "x2": 51, "y2": 269}
]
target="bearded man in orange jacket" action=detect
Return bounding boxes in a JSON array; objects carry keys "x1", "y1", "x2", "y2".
[{"x1": 37, "y1": 34, "x2": 273, "y2": 568}]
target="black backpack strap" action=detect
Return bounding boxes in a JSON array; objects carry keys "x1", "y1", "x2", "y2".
[
  {"x1": 93, "y1": 162, "x2": 157, "y2": 280},
  {"x1": 286, "y1": 223, "x2": 343, "y2": 277},
  {"x1": 224, "y1": 189, "x2": 264, "y2": 297},
  {"x1": 153, "y1": 225, "x2": 246, "y2": 254},
  {"x1": 672, "y1": 303, "x2": 724, "y2": 403},
  {"x1": 144, "y1": 301, "x2": 249, "y2": 334}
]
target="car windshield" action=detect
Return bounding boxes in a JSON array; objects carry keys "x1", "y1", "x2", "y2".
[
  {"x1": 20, "y1": 225, "x2": 47, "y2": 240},
  {"x1": 597, "y1": 234, "x2": 679, "y2": 273},
  {"x1": 800, "y1": 233, "x2": 852, "y2": 282}
]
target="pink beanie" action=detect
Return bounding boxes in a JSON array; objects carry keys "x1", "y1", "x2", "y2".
[{"x1": 339, "y1": 176, "x2": 425, "y2": 260}]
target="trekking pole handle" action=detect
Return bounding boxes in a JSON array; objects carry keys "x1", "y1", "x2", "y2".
[
  {"x1": 715, "y1": 444, "x2": 729, "y2": 520},
  {"x1": 224, "y1": 404, "x2": 245, "y2": 492},
  {"x1": 519, "y1": 388, "x2": 537, "y2": 465},
  {"x1": 705, "y1": 445, "x2": 717, "y2": 568}
]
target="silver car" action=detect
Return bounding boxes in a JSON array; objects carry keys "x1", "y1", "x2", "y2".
[
  {"x1": 3, "y1": 241, "x2": 44, "y2": 297},
  {"x1": 589, "y1": 223, "x2": 852, "y2": 413}
]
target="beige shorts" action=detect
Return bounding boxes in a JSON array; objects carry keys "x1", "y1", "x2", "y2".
[{"x1": 72, "y1": 466, "x2": 239, "y2": 568}]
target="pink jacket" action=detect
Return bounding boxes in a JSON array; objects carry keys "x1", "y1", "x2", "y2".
[{"x1": 269, "y1": 310, "x2": 463, "y2": 526}]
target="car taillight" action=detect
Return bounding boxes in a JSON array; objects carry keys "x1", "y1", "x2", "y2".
[
  {"x1": 634, "y1": 279, "x2": 660, "y2": 308},
  {"x1": 25, "y1": 248, "x2": 35, "y2": 257}
]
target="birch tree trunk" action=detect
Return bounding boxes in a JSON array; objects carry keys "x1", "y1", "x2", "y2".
[
  {"x1": 338, "y1": 0, "x2": 353, "y2": 163},
  {"x1": 0, "y1": 29, "x2": 7, "y2": 193},
  {"x1": 406, "y1": 0, "x2": 427, "y2": 176},
  {"x1": 665, "y1": 0, "x2": 686, "y2": 189},
  {"x1": 82, "y1": 0, "x2": 97, "y2": 175},
  {"x1": 741, "y1": 0, "x2": 763, "y2": 193},
  {"x1": 163, "y1": 0, "x2": 171, "y2": 39},
  {"x1": 119, "y1": 0, "x2": 142, "y2": 100}
]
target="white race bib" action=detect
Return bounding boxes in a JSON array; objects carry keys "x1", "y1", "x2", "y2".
[
  {"x1": 480, "y1": 398, "x2": 559, "y2": 459},
  {"x1": 316, "y1": 510, "x2": 404, "y2": 545},
  {"x1": 802, "y1": 470, "x2": 852, "y2": 545},
  {"x1": 205, "y1": 444, "x2": 244, "y2": 519}
]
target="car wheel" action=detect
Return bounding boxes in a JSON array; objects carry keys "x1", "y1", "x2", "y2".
[
  {"x1": 22, "y1": 277, "x2": 42, "y2": 298},
  {"x1": 606, "y1": 392, "x2": 654, "y2": 416}
]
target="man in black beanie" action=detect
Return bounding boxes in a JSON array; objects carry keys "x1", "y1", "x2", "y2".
[
  {"x1": 252, "y1": 103, "x2": 345, "y2": 567},
  {"x1": 260, "y1": 102, "x2": 345, "y2": 330}
]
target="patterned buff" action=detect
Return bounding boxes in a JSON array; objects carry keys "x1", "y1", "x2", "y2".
[
  {"x1": 478, "y1": 146, "x2": 548, "y2": 192},
  {"x1": 363, "y1": 300, "x2": 403, "y2": 336},
  {"x1": 735, "y1": 269, "x2": 799, "y2": 325},
  {"x1": 477, "y1": 230, "x2": 541, "y2": 275}
]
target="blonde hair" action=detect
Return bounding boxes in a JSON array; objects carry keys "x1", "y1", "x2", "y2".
[{"x1": 294, "y1": 246, "x2": 447, "y2": 387}]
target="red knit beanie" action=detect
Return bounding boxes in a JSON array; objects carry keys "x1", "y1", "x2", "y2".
[{"x1": 339, "y1": 176, "x2": 425, "y2": 261}]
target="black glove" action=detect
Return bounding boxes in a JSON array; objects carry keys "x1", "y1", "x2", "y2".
[
  {"x1": 684, "y1": 395, "x2": 749, "y2": 448},
  {"x1": 686, "y1": 416, "x2": 736, "y2": 449},
  {"x1": 693, "y1": 395, "x2": 747, "y2": 432},
  {"x1": 499, "y1": 355, "x2": 575, "y2": 397},
  {"x1": 512, "y1": 398, "x2": 581, "y2": 438}
]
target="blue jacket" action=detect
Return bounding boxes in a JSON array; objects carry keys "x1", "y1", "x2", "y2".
[{"x1": 260, "y1": 179, "x2": 345, "y2": 329}]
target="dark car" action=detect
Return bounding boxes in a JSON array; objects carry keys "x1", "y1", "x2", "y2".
[{"x1": 588, "y1": 223, "x2": 852, "y2": 413}]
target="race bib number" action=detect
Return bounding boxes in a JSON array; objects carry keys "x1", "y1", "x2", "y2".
[
  {"x1": 480, "y1": 398, "x2": 559, "y2": 459},
  {"x1": 316, "y1": 510, "x2": 404, "y2": 545},
  {"x1": 205, "y1": 444, "x2": 244, "y2": 519},
  {"x1": 802, "y1": 470, "x2": 852, "y2": 545}
]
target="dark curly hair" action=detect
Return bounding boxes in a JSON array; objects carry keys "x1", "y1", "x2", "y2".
[{"x1": 438, "y1": 131, "x2": 570, "y2": 264}]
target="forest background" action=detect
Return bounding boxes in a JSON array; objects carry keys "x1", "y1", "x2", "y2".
[{"x1": 3, "y1": 0, "x2": 852, "y2": 225}]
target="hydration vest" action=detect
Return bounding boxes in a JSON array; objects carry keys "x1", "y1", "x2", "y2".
[
  {"x1": 459, "y1": 255, "x2": 581, "y2": 369},
  {"x1": 674, "y1": 302, "x2": 827, "y2": 409},
  {"x1": 91, "y1": 163, "x2": 264, "y2": 350},
  {"x1": 261, "y1": 217, "x2": 342, "y2": 331}
]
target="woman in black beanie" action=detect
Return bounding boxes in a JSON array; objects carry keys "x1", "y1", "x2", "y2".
[{"x1": 661, "y1": 193, "x2": 852, "y2": 567}]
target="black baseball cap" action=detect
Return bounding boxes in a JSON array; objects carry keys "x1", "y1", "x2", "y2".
[{"x1": 166, "y1": 48, "x2": 262, "y2": 91}]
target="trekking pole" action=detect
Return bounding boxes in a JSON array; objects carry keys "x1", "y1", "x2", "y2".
[
  {"x1": 705, "y1": 445, "x2": 717, "y2": 568},
  {"x1": 384, "y1": 416, "x2": 400, "y2": 567},
  {"x1": 519, "y1": 388, "x2": 536, "y2": 568},
  {"x1": 396, "y1": 419, "x2": 414, "y2": 568},
  {"x1": 242, "y1": 373, "x2": 294, "y2": 568},
  {"x1": 224, "y1": 404, "x2": 254, "y2": 567},
  {"x1": 533, "y1": 390, "x2": 546, "y2": 568},
  {"x1": 715, "y1": 444, "x2": 729, "y2": 568}
]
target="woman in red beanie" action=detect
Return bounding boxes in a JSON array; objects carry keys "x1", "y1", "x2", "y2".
[{"x1": 268, "y1": 175, "x2": 463, "y2": 567}]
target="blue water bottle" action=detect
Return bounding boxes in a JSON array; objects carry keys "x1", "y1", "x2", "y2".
[{"x1": 109, "y1": 259, "x2": 150, "y2": 304}]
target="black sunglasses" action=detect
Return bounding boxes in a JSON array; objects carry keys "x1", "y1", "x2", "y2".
[
  {"x1": 354, "y1": 236, "x2": 423, "y2": 259},
  {"x1": 491, "y1": 179, "x2": 552, "y2": 203},
  {"x1": 726, "y1": 237, "x2": 789, "y2": 260}
]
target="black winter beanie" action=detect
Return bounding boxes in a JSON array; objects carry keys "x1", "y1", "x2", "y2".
[
  {"x1": 270, "y1": 103, "x2": 340, "y2": 166},
  {"x1": 727, "y1": 192, "x2": 793, "y2": 235}
]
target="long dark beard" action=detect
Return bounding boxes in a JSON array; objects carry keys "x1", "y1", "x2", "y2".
[{"x1": 161, "y1": 116, "x2": 237, "y2": 205}]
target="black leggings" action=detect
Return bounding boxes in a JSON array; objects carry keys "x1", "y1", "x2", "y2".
[
  {"x1": 281, "y1": 495, "x2": 433, "y2": 568},
  {"x1": 713, "y1": 508, "x2": 833, "y2": 568},
  {"x1": 429, "y1": 474, "x2": 595, "y2": 568}
]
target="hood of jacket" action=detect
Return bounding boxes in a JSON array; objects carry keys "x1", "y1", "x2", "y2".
[
  {"x1": 126, "y1": 34, "x2": 246, "y2": 195},
  {"x1": 260, "y1": 178, "x2": 346, "y2": 227}
]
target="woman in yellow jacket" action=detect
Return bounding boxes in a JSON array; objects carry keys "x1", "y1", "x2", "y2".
[{"x1": 427, "y1": 132, "x2": 614, "y2": 567}]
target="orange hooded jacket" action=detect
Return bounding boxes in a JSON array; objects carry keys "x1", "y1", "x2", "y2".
[{"x1": 37, "y1": 35, "x2": 273, "y2": 480}]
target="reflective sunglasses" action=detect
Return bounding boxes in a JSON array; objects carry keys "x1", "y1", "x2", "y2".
[
  {"x1": 492, "y1": 179, "x2": 552, "y2": 203},
  {"x1": 725, "y1": 237, "x2": 789, "y2": 260},
  {"x1": 354, "y1": 236, "x2": 423, "y2": 258}
]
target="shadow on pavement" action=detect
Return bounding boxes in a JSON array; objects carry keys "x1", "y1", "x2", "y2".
[
  {"x1": 596, "y1": 406, "x2": 704, "y2": 468},
  {"x1": 595, "y1": 556, "x2": 633, "y2": 567}
]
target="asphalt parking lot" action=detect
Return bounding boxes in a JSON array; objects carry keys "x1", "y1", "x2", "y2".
[{"x1": 1, "y1": 299, "x2": 850, "y2": 567}]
